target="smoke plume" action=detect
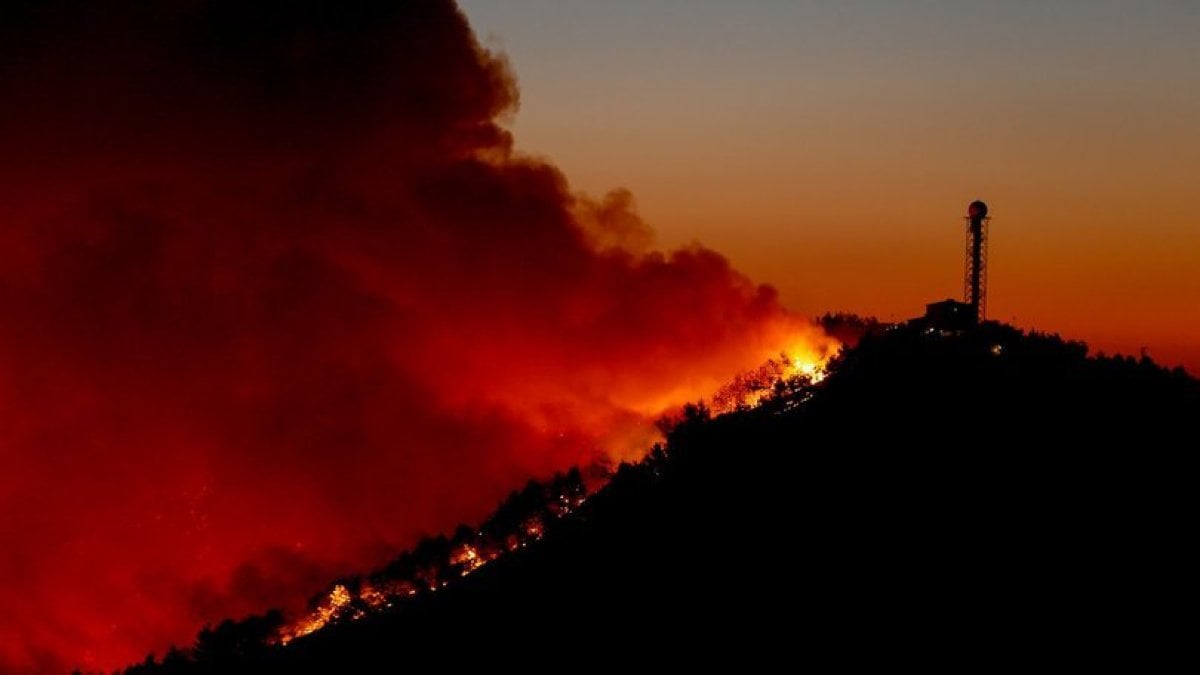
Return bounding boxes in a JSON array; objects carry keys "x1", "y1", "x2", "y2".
[{"x1": 0, "y1": 1, "x2": 829, "y2": 669}]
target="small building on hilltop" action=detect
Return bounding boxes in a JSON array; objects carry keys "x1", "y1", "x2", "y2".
[{"x1": 923, "y1": 298, "x2": 977, "y2": 333}]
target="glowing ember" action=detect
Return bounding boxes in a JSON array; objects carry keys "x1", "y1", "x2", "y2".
[
  {"x1": 358, "y1": 584, "x2": 388, "y2": 609},
  {"x1": 710, "y1": 340, "x2": 838, "y2": 414},
  {"x1": 522, "y1": 518, "x2": 544, "y2": 539},
  {"x1": 271, "y1": 339, "x2": 836, "y2": 649},
  {"x1": 279, "y1": 584, "x2": 352, "y2": 645},
  {"x1": 451, "y1": 544, "x2": 491, "y2": 577},
  {"x1": 275, "y1": 483, "x2": 593, "y2": 645}
]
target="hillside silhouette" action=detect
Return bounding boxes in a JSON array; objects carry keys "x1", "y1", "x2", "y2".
[{"x1": 120, "y1": 321, "x2": 1196, "y2": 673}]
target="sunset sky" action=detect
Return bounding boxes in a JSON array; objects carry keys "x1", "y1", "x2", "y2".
[
  {"x1": 1, "y1": 2, "x2": 1196, "y2": 670},
  {"x1": 460, "y1": 0, "x2": 1200, "y2": 371}
]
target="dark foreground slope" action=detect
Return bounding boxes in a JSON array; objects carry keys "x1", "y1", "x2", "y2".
[{"x1": 127, "y1": 323, "x2": 1197, "y2": 672}]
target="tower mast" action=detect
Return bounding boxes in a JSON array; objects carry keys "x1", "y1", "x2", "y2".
[{"x1": 964, "y1": 200, "x2": 990, "y2": 322}]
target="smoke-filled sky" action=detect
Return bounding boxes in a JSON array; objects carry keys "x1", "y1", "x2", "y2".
[
  {"x1": 460, "y1": 0, "x2": 1200, "y2": 372},
  {"x1": 2, "y1": 1, "x2": 1196, "y2": 670},
  {"x1": 0, "y1": 2, "x2": 836, "y2": 670}
]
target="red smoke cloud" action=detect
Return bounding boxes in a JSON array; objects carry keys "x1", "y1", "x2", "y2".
[{"x1": 0, "y1": 2, "x2": 829, "y2": 670}]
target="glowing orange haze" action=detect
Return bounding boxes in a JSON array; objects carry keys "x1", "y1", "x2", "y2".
[
  {"x1": 622, "y1": 163, "x2": 1200, "y2": 375},
  {"x1": 516, "y1": 131, "x2": 1200, "y2": 375},
  {"x1": 9, "y1": 2, "x2": 1191, "y2": 669},
  {"x1": 465, "y1": 3, "x2": 1200, "y2": 375},
  {"x1": 0, "y1": 2, "x2": 836, "y2": 671}
]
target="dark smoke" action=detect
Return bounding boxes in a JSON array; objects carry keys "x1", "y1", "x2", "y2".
[{"x1": 0, "y1": 2, "x2": 827, "y2": 670}]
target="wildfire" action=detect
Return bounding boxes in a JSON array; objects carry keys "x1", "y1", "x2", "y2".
[
  {"x1": 710, "y1": 339, "x2": 837, "y2": 414},
  {"x1": 522, "y1": 517, "x2": 544, "y2": 539},
  {"x1": 279, "y1": 584, "x2": 352, "y2": 645},
  {"x1": 450, "y1": 543, "x2": 495, "y2": 577},
  {"x1": 275, "y1": 476, "x2": 591, "y2": 646},
  {"x1": 358, "y1": 583, "x2": 389, "y2": 609},
  {"x1": 784, "y1": 338, "x2": 834, "y2": 383},
  {"x1": 273, "y1": 333, "x2": 837, "y2": 648},
  {"x1": 791, "y1": 357, "x2": 825, "y2": 382}
]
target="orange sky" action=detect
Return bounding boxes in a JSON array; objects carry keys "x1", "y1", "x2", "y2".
[
  {"x1": 0, "y1": 5, "x2": 1193, "y2": 670},
  {"x1": 461, "y1": 1, "x2": 1200, "y2": 372}
]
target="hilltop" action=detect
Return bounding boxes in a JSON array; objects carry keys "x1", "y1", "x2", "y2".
[{"x1": 121, "y1": 321, "x2": 1196, "y2": 672}]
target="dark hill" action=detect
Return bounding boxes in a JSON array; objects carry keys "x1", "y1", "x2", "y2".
[{"x1": 123, "y1": 322, "x2": 1197, "y2": 673}]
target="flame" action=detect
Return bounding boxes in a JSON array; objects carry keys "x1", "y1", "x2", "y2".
[
  {"x1": 787, "y1": 342, "x2": 830, "y2": 383},
  {"x1": 272, "y1": 333, "x2": 837, "y2": 648},
  {"x1": 279, "y1": 584, "x2": 352, "y2": 645},
  {"x1": 709, "y1": 336, "x2": 839, "y2": 414},
  {"x1": 275, "y1": 499, "x2": 587, "y2": 645},
  {"x1": 451, "y1": 543, "x2": 495, "y2": 577},
  {"x1": 522, "y1": 517, "x2": 544, "y2": 539},
  {"x1": 358, "y1": 583, "x2": 389, "y2": 609}
]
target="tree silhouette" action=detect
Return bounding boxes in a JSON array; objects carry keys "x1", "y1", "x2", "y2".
[{"x1": 124, "y1": 320, "x2": 1197, "y2": 673}]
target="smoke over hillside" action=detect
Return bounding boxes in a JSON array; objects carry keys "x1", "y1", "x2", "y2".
[{"x1": 0, "y1": 2, "x2": 830, "y2": 669}]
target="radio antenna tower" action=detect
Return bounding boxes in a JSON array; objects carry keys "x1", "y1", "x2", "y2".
[{"x1": 964, "y1": 200, "x2": 990, "y2": 321}]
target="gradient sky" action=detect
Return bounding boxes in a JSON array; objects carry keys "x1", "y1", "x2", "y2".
[
  {"x1": 0, "y1": 4, "x2": 1194, "y2": 669},
  {"x1": 459, "y1": 0, "x2": 1200, "y2": 371}
]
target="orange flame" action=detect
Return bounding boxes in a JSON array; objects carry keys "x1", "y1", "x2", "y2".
[{"x1": 273, "y1": 333, "x2": 837, "y2": 647}]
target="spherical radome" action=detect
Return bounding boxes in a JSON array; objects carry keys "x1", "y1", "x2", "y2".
[{"x1": 968, "y1": 200, "x2": 989, "y2": 220}]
